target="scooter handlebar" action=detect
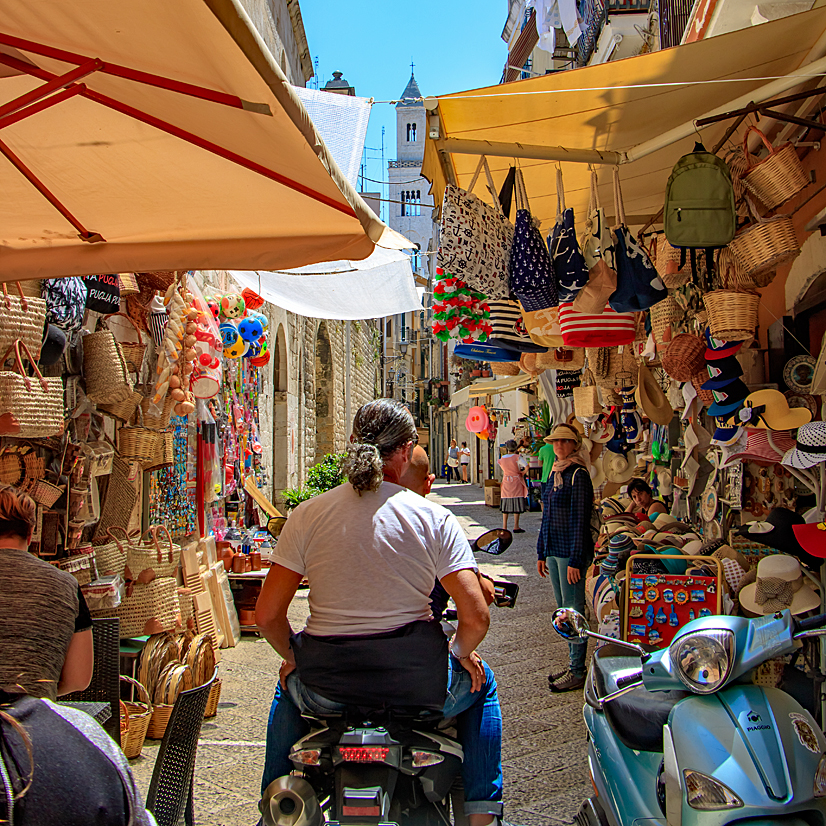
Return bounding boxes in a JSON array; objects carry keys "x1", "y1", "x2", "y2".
[
  {"x1": 795, "y1": 612, "x2": 826, "y2": 633},
  {"x1": 616, "y1": 671, "x2": 643, "y2": 689}
]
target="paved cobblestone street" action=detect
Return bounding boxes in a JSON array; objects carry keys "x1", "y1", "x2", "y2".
[{"x1": 131, "y1": 480, "x2": 593, "y2": 825}]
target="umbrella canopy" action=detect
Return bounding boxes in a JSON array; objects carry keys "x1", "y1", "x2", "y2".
[
  {"x1": 423, "y1": 7, "x2": 826, "y2": 235},
  {"x1": 0, "y1": 0, "x2": 406, "y2": 281}
]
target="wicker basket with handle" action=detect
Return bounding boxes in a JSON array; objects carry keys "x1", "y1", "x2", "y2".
[
  {"x1": 126, "y1": 525, "x2": 181, "y2": 580},
  {"x1": 740, "y1": 126, "x2": 809, "y2": 210},
  {"x1": 120, "y1": 675, "x2": 153, "y2": 759},
  {"x1": 92, "y1": 576, "x2": 179, "y2": 638},
  {"x1": 98, "y1": 390, "x2": 143, "y2": 424},
  {"x1": 82, "y1": 329, "x2": 134, "y2": 405},
  {"x1": 118, "y1": 419, "x2": 159, "y2": 465},
  {"x1": 704, "y1": 289, "x2": 760, "y2": 341},
  {"x1": 728, "y1": 214, "x2": 799, "y2": 280},
  {"x1": 102, "y1": 312, "x2": 146, "y2": 374},
  {"x1": 650, "y1": 294, "x2": 681, "y2": 347}
]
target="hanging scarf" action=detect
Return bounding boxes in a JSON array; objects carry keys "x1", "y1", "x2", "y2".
[{"x1": 551, "y1": 449, "x2": 587, "y2": 491}]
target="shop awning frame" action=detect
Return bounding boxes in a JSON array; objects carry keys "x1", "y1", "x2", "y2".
[{"x1": 450, "y1": 373, "x2": 535, "y2": 408}]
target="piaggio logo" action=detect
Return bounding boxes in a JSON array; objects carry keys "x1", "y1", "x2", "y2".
[
  {"x1": 747, "y1": 711, "x2": 761, "y2": 723},
  {"x1": 746, "y1": 710, "x2": 771, "y2": 732}
]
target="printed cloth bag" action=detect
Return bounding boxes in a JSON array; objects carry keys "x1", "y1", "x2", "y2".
[
  {"x1": 508, "y1": 169, "x2": 557, "y2": 312},
  {"x1": 608, "y1": 169, "x2": 668, "y2": 313},
  {"x1": 556, "y1": 369, "x2": 581, "y2": 399},
  {"x1": 42, "y1": 277, "x2": 86, "y2": 339},
  {"x1": 548, "y1": 167, "x2": 589, "y2": 302},
  {"x1": 558, "y1": 302, "x2": 636, "y2": 348},
  {"x1": 519, "y1": 302, "x2": 564, "y2": 348},
  {"x1": 437, "y1": 156, "x2": 513, "y2": 299},
  {"x1": 486, "y1": 299, "x2": 547, "y2": 353},
  {"x1": 574, "y1": 170, "x2": 617, "y2": 315}
]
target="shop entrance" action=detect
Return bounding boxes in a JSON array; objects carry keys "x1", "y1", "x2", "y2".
[{"x1": 314, "y1": 321, "x2": 335, "y2": 463}]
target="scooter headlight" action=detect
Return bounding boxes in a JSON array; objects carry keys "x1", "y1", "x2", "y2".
[
  {"x1": 670, "y1": 630, "x2": 734, "y2": 694},
  {"x1": 684, "y1": 770, "x2": 743, "y2": 810},
  {"x1": 814, "y1": 755, "x2": 826, "y2": 798}
]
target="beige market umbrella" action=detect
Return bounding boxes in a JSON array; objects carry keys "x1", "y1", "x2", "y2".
[{"x1": 0, "y1": 0, "x2": 406, "y2": 281}]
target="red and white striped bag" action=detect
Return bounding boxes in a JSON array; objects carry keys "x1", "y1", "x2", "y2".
[{"x1": 558, "y1": 302, "x2": 636, "y2": 347}]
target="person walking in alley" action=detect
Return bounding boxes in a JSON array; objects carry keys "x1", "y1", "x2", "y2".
[
  {"x1": 498, "y1": 440, "x2": 527, "y2": 533},
  {"x1": 446, "y1": 439, "x2": 460, "y2": 483},
  {"x1": 536, "y1": 424, "x2": 594, "y2": 692},
  {"x1": 459, "y1": 441, "x2": 471, "y2": 482}
]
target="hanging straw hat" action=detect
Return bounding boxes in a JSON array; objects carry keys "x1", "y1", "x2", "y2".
[
  {"x1": 603, "y1": 451, "x2": 636, "y2": 484},
  {"x1": 739, "y1": 555, "x2": 820, "y2": 616},
  {"x1": 635, "y1": 362, "x2": 673, "y2": 425},
  {"x1": 740, "y1": 389, "x2": 813, "y2": 431},
  {"x1": 590, "y1": 460, "x2": 606, "y2": 488}
]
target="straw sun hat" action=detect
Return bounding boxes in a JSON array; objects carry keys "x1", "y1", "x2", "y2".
[
  {"x1": 604, "y1": 451, "x2": 636, "y2": 484},
  {"x1": 635, "y1": 363, "x2": 673, "y2": 425},
  {"x1": 739, "y1": 555, "x2": 820, "y2": 616},
  {"x1": 546, "y1": 423, "x2": 582, "y2": 445}
]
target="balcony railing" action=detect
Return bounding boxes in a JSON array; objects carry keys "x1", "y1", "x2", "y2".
[
  {"x1": 575, "y1": 0, "x2": 651, "y2": 66},
  {"x1": 658, "y1": 0, "x2": 693, "y2": 49}
]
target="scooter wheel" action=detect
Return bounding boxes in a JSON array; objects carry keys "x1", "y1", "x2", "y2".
[{"x1": 575, "y1": 797, "x2": 609, "y2": 826}]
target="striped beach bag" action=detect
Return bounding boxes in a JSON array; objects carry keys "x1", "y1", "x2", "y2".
[{"x1": 558, "y1": 302, "x2": 635, "y2": 347}]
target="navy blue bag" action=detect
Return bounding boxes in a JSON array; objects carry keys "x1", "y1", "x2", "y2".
[{"x1": 548, "y1": 168, "x2": 588, "y2": 303}]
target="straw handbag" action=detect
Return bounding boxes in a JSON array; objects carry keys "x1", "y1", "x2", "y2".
[
  {"x1": 0, "y1": 341, "x2": 64, "y2": 438},
  {"x1": 650, "y1": 295, "x2": 681, "y2": 347},
  {"x1": 98, "y1": 390, "x2": 143, "y2": 423},
  {"x1": 574, "y1": 368, "x2": 602, "y2": 417},
  {"x1": 102, "y1": 312, "x2": 147, "y2": 374},
  {"x1": 126, "y1": 525, "x2": 181, "y2": 581},
  {"x1": 0, "y1": 282, "x2": 47, "y2": 360},
  {"x1": 118, "y1": 421, "x2": 159, "y2": 466},
  {"x1": 490, "y1": 361, "x2": 520, "y2": 376},
  {"x1": 652, "y1": 236, "x2": 690, "y2": 290},
  {"x1": 704, "y1": 290, "x2": 760, "y2": 341},
  {"x1": 82, "y1": 329, "x2": 134, "y2": 405},
  {"x1": 740, "y1": 126, "x2": 809, "y2": 210},
  {"x1": 95, "y1": 576, "x2": 180, "y2": 638},
  {"x1": 94, "y1": 527, "x2": 130, "y2": 578}
]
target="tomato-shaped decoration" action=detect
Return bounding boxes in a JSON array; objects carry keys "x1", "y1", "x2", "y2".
[
  {"x1": 237, "y1": 316, "x2": 264, "y2": 342},
  {"x1": 221, "y1": 293, "x2": 246, "y2": 319},
  {"x1": 466, "y1": 406, "x2": 489, "y2": 433},
  {"x1": 219, "y1": 322, "x2": 239, "y2": 348}
]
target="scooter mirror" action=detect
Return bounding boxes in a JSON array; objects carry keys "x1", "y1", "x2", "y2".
[
  {"x1": 267, "y1": 516, "x2": 287, "y2": 540},
  {"x1": 472, "y1": 529, "x2": 513, "y2": 555},
  {"x1": 552, "y1": 607, "x2": 589, "y2": 640}
]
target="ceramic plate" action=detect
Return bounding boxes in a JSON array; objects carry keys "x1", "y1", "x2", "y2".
[
  {"x1": 784, "y1": 391, "x2": 818, "y2": 417},
  {"x1": 700, "y1": 486, "x2": 718, "y2": 523},
  {"x1": 784, "y1": 355, "x2": 817, "y2": 393}
]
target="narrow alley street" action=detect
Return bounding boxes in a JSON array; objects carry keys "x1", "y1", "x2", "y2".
[{"x1": 130, "y1": 480, "x2": 593, "y2": 825}]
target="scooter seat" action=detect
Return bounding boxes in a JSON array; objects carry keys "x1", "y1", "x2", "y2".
[{"x1": 592, "y1": 644, "x2": 689, "y2": 753}]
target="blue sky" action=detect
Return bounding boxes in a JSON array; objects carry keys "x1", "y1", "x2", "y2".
[{"x1": 300, "y1": 1, "x2": 509, "y2": 221}]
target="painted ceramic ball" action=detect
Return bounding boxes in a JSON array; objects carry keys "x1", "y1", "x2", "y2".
[
  {"x1": 237, "y1": 316, "x2": 264, "y2": 342},
  {"x1": 219, "y1": 322, "x2": 239, "y2": 348},
  {"x1": 220, "y1": 294, "x2": 246, "y2": 319}
]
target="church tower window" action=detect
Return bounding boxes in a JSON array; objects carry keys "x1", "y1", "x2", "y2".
[{"x1": 407, "y1": 123, "x2": 417, "y2": 142}]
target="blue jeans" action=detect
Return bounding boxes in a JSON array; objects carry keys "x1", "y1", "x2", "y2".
[
  {"x1": 261, "y1": 658, "x2": 504, "y2": 816},
  {"x1": 545, "y1": 556, "x2": 587, "y2": 676}
]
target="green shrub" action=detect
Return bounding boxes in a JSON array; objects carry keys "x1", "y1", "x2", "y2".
[{"x1": 281, "y1": 452, "x2": 347, "y2": 510}]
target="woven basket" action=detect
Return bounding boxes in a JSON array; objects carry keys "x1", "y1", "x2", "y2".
[
  {"x1": 146, "y1": 431, "x2": 174, "y2": 471},
  {"x1": 118, "y1": 273, "x2": 140, "y2": 297},
  {"x1": 93, "y1": 576, "x2": 179, "y2": 638},
  {"x1": 0, "y1": 282, "x2": 47, "y2": 361},
  {"x1": 83, "y1": 330, "x2": 134, "y2": 405},
  {"x1": 94, "y1": 528, "x2": 130, "y2": 577},
  {"x1": 704, "y1": 290, "x2": 760, "y2": 341},
  {"x1": 650, "y1": 295, "x2": 681, "y2": 346},
  {"x1": 140, "y1": 394, "x2": 175, "y2": 431},
  {"x1": 653, "y1": 236, "x2": 691, "y2": 289},
  {"x1": 18, "y1": 279, "x2": 41, "y2": 298},
  {"x1": 204, "y1": 678, "x2": 222, "y2": 719},
  {"x1": 729, "y1": 215, "x2": 800, "y2": 280},
  {"x1": 30, "y1": 479, "x2": 64, "y2": 508},
  {"x1": 126, "y1": 525, "x2": 181, "y2": 580},
  {"x1": 741, "y1": 126, "x2": 809, "y2": 210},
  {"x1": 0, "y1": 449, "x2": 24, "y2": 487},
  {"x1": 92, "y1": 457, "x2": 138, "y2": 545},
  {"x1": 691, "y1": 369, "x2": 713, "y2": 407},
  {"x1": 490, "y1": 361, "x2": 520, "y2": 376},
  {"x1": 102, "y1": 312, "x2": 146, "y2": 375},
  {"x1": 136, "y1": 271, "x2": 176, "y2": 292},
  {"x1": 717, "y1": 247, "x2": 756, "y2": 290},
  {"x1": 661, "y1": 333, "x2": 705, "y2": 381},
  {"x1": 573, "y1": 369, "x2": 602, "y2": 417},
  {"x1": 147, "y1": 703, "x2": 174, "y2": 740},
  {"x1": 98, "y1": 390, "x2": 143, "y2": 423},
  {"x1": 120, "y1": 675, "x2": 153, "y2": 759},
  {"x1": 119, "y1": 424, "x2": 159, "y2": 465}
]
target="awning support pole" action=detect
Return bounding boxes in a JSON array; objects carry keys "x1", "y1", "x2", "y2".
[
  {"x1": 0, "y1": 59, "x2": 101, "y2": 121},
  {"x1": 435, "y1": 137, "x2": 624, "y2": 166},
  {"x1": 626, "y1": 53, "x2": 826, "y2": 163}
]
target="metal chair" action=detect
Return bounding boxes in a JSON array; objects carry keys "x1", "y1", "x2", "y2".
[
  {"x1": 146, "y1": 670, "x2": 216, "y2": 826},
  {"x1": 62, "y1": 617, "x2": 121, "y2": 746}
]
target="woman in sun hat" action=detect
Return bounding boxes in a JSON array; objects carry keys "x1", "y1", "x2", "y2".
[{"x1": 536, "y1": 424, "x2": 595, "y2": 693}]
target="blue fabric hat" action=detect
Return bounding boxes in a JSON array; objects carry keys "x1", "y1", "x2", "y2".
[
  {"x1": 707, "y1": 379, "x2": 750, "y2": 417},
  {"x1": 702, "y1": 357, "x2": 744, "y2": 389}
]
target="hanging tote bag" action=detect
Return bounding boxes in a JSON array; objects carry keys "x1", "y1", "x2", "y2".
[
  {"x1": 573, "y1": 368, "x2": 602, "y2": 418},
  {"x1": 508, "y1": 168, "x2": 557, "y2": 312},
  {"x1": 0, "y1": 341, "x2": 64, "y2": 438},
  {"x1": 0, "y1": 281, "x2": 47, "y2": 361},
  {"x1": 519, "y1": 302, "x2": 564, "y2": 348},
  {"x1": 82, "y1": 327, "x2": 134, "y2": 405},
  {"x1": 609, "y1": 169, "x2": 668, "y2": 313},
  {"x1": 548, "y1": 167, "x2": 589, "y2": 302},
  {"x1": 486, "y1": 298, "x2": 548, "y2": 353},
  {"x1": 437, "y1": 156, "x2": 513, "y2": 299},
  {"x1": 574, "y1": 169, "x2": 617, "y2": 315},
  {"x1": 41, "y1": 277, "x2": 86, "y2": 338},
  {"x1": 558, "y1": 302, "x2": 636, "y2": 348}
]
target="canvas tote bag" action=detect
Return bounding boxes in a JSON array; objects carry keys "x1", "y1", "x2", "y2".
[
  {"x1": 549, "y1": 167, "x2": 589, "y2": 302},
  {"x1": 574, "y1": 169, "x2": 617, "y2": 315},
  {"x1": 438, "y1": 156, "x2": 513, "y2": 299}
]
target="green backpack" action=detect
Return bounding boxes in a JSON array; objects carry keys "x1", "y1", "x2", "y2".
[{"x1": 664, "y1": 142, "x2": 736, "y2": 248}]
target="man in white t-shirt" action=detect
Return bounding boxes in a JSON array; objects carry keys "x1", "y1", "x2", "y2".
[{"x1": 257, "y1": 399, "x2": 504, "y2": 826}]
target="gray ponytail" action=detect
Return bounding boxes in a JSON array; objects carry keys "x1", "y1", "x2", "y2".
[{"x1": 343, "y1": 399, "x2": 417, "y2": 494}]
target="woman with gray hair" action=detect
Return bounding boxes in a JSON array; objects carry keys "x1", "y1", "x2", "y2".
[{"x1": 257, "y1": 398, "x2": 505, "y2": 825}]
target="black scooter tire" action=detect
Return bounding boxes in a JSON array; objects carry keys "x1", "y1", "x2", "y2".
[{"x1": 575, "y1": 797, "x2": 609, "y2": 826}]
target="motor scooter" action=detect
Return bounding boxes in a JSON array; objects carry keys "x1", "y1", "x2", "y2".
[
  {"x1": 259, "y1": 529, "x2": 517, "y2": 826},
  {"x1": 551, "y1": 606, "x2": 826, "y2": 826}
]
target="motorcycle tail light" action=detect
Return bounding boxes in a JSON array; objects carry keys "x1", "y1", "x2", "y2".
[
  {"x1": 814, "y1": 755, "x2": 826, "y2": 798},
  {"x1": 684, "y1": 770, "x2": 743, "y2": 810},
  {"x1": 411, "y1": 751, "x2": 444, "y2": 767},
  {"x1": 289, "y1": 749, "x2": 321, "y2": 766},
  {"x1": 338, "y1": 746, "x2": 390, "y2": 763}
]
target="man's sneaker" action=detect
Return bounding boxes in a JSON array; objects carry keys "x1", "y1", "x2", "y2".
[
  {"x1": 550, "y1": 671, "x2": 586, "y2": 692},
  {"x1": 547, "y1": 668, "x2": 568, "y2": 687}
]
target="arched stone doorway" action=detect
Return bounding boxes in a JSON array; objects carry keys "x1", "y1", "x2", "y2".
[
  {"x1": 272, "y1": 324, "x2": 289, "y2": 496},
  {"x1": 314, "y1": 322, "x2": 334, "y2": 463}
]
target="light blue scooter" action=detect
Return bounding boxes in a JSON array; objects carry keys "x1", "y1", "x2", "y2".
[{"x1": 551, "y1": 607, "x2": 826, "y2": 826}]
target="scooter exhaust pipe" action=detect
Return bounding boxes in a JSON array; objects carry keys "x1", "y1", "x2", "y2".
[{"x1": 260, "y1": 776, "x2": 324, "y2": 826}]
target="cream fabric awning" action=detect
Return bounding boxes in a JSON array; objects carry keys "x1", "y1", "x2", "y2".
[
  {"x1": 423, "y1": 7, "x2": 826, "y2": 235},
  {"x1": 450, "y1": 373, "x2": 535, "y2": 408},
  {"x1": 0, "y1": 0, "x2": 408, "y2": 281}
]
